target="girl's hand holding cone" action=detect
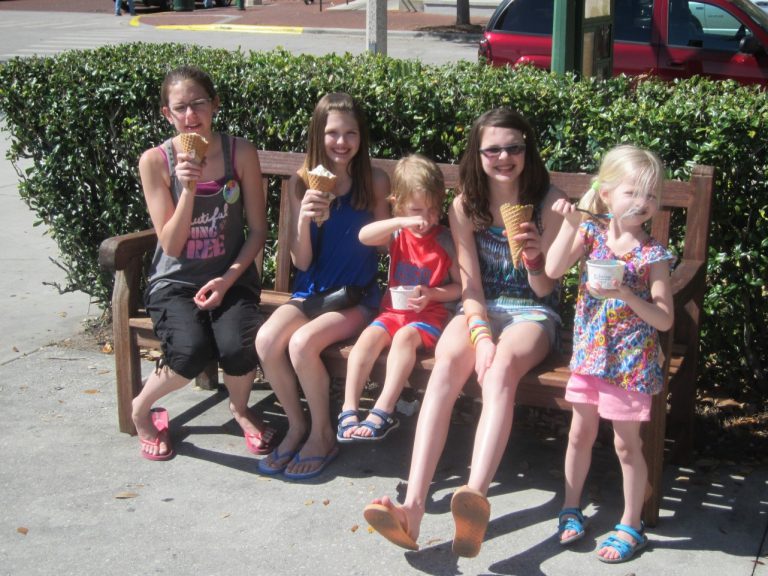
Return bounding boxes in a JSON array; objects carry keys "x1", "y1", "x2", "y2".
[{"x1": 174, "y1": 132, "x2": 209, "y2": 192}]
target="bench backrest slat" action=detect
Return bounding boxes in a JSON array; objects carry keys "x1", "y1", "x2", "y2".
[{"x1": 255, "y1": 151, "x2": 713, "y2": 295}]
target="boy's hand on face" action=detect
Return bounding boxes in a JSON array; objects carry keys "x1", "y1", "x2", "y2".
[{"x1": 400, "y1": 215, "x2": 431, "y2": 234}]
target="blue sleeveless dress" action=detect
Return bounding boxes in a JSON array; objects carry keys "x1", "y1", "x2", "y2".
[{"x1": 291, "y1": 186, "x2": 382, "y2": 310}]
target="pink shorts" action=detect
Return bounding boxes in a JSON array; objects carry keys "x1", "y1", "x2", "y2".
[{"x1": 565, "y1": 373, "x2": 652, "y2": 422}]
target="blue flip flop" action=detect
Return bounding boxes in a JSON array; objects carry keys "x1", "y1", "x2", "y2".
[
  {"x1": 352, "y1": 408, "x2": 399, "y2": 442},
  {"x1": 258, "y1": 446, "x2": 299, "y2": 475},
  {"x1": 283, "y1": 445, "x2": 340, "y2": 480},
  {"x1": 557, "y1": 507, "x2": 586, "y2": 545},
  {"x1": 597, "y1": 523, "x2": 648, "y2": 563}
]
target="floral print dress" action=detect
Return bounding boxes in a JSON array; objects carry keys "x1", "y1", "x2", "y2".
[{"x1": 570, "y1": 220, "x2": 676, "y2": 395}]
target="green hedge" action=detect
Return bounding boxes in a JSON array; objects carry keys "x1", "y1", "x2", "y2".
[{"x1": 0, "y1": 42, "x2": 765, "y2": 395}]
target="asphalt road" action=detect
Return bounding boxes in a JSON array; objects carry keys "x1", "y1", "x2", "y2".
[{"x1": 0, "y1": 0, "x2": 484, "y2": 65}]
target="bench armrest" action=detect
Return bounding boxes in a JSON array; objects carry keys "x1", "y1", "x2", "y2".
[
  {"x1": 98, "y1": 228, "x2": 157, "y2": 273},
  {"x1": 670, "y1": 258, "x2": 706, "y2": 307}
]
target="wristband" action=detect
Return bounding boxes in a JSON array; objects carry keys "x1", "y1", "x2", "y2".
[
  {"x1": 470, "y1": 328, "x2": 492, "y2": 347},
  {"x1": 467, "y1": 314, "x2": 486, "y2": 326},
  {"x1": 467, "y1": 316, "x2": 492, "y2": 348},
  {"x1": 522, "y1": 253, "x2": 545, "y2": 275}
]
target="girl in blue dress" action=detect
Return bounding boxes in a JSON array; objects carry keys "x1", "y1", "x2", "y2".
[{"x1": 255, "y1": 93, "x2": 391, "y2": 480}]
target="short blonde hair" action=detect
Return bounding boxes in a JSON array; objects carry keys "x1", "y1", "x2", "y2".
[
  {"x1": 390, "y1": 154, "x2": 446, "y2": 216},
  {"x1": 579, "y1": 145, "x2": 664, "y2": 215}
]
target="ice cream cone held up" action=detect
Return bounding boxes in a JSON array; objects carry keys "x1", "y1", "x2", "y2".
[
  {"x1": 500, "y1": 203, "x2": 533, "y2": 268},
  {"x1": 301, "y1": 164, "x2": 337, "y2": 226},
  {"x1": 176, "y1": 132, "x2": 209, "y2": 192}
]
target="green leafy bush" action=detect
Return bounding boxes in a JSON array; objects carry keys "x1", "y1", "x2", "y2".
[{"x1": 0, "y1": 43, "x2": 765, "y2": 395}]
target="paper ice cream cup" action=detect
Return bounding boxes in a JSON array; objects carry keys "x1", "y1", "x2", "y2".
[
  {"x1": 586, "y1": 259, "x2": 626, "y2": 298},
  {"x1": 390, "y1": 285, "x2": 417, "y2": 310}
]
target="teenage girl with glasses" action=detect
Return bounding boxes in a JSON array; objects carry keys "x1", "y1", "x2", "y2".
[
  {"x1": 133, "y1": 66, "x2": 273, "y2": 461},
  {"x1": 364, "y1": 108, "x2": 566, "y2": 557}
]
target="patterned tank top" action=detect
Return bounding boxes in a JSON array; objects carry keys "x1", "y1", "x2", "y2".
[
  {"x1": 473, "y1": 204, "x2": 561, "y2": 323},
  {"x1": 146, "y1": 134, "x2": 261, "y2": 297}
]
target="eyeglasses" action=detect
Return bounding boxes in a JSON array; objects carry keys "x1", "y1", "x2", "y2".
[
  {"x1": 169, "y1": 97, "x2": 212, "y2": 117},
  {"x1": 479, "y1": 144, "x2": 526, "y2": 158}
]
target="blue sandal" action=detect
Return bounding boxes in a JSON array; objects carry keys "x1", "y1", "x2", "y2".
[
  {"x1": 352, "y1": 408, "x2": 399, "y2": 441},
  {"x1": 336, "y1": 409, "x2": 360, "y2": 443},
  {"x1": 597, "y1": 523, "x2": 648, "y2": 563},
  {"x1": 557, "y1": 507, "x2": 586, "y2": 545}
]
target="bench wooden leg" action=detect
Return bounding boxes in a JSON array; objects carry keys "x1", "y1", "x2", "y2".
[
  {"x1": 194, "y1": 361, "x2": 220, "y2": 391},
  {"x1": 112, "y1": 271, "x2": 141, "y2": 436},
  {"x1": 668, "y1": 297, "x2": 704, "y2": 465},
  {"x1": 641, "y1": 391, "x2": 667, "y2": 527}
]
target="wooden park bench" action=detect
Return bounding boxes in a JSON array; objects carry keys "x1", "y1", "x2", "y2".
[{"x1": 98, "y1": 150, "x2": 714, "y2": 526}]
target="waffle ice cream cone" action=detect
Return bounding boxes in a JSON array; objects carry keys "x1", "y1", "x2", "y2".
[
  {"x1": 177, "y1": 132, "x2": 209, "y2": 191},
  {"x1": 305, "y1": 165, "x2": 336, "y2": 226},
  {"x1": 178, "y1": 132, "x2": 209, "y2": 163},
  {"x1": 500, "y1": 203, "x2": 533, "y2": 268}
]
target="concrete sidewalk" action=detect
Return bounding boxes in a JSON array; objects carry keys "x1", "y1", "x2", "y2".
[
  {"x1": 0, "y1": 126, "x2": 766, "y2": 574},
  {"x1": 0, "y1": 123, "x2": 99, "y2": 366},
  {"x1": 0, "y1": 344, "x2": 766, "y2": 574}
]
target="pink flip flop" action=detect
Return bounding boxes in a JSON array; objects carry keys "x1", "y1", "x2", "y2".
[
  {"x1": 245, "y1": 426, "x2": 278, "y2": 455},
  {"x1": 139, "y1": 407, "x2": 175, "y2": 461}
]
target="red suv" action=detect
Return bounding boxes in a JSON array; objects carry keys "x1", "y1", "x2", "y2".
[{"x1": 479, "y1": 0, "x2": 768, "y2": 85}]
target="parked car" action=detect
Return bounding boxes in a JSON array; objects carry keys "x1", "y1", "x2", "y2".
[
  {"x1": 479, "y1": 0, "x2": 768, "y2": 85},
  {"x1": 114, "y1": 0, "x2": 170, "y2": 10},
  {"x1": 752, "y1": 0, "x2": 768, "y2": 15},
  {"x1": 113, "y1": 0, "x2": 232, "y2": 10}
]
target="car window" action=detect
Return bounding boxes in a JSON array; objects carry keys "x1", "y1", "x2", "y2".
[
  {"x1": 669, "y1": 0, "x2": 754, "y2": 50},
  {"x1": 495, "y1": 0, "x2": 653, "y2": 41},
  {"x1": 495, "y1": 0, "x2": 554, "y2": 34},
  {"x1": 614, "y1": 0, "x2": 653, "y2": 42}
]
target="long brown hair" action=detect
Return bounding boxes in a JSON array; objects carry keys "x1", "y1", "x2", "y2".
[
  {"x1": 300, "y1": 93, "x2": 375, "y2": 212},
  {"x1": 159, "y1": 66, "x2": 217, "y2": 109},
  {"x1": 459, "y1": 108, "x2": 549, "y2": 229}
]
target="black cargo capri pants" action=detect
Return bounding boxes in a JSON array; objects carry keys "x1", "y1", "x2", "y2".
[{"x1": 146, "y1": 283, "x2": 262, "y2": 380}]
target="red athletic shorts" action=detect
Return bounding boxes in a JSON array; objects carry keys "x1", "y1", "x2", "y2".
[{"x1": 370, "y1": 309, "x2": 448, "y2": 349}]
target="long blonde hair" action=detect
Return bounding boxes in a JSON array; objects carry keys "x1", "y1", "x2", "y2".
[{"x1": 579, "y1": 145, "x2": 664, "y2": 216}]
